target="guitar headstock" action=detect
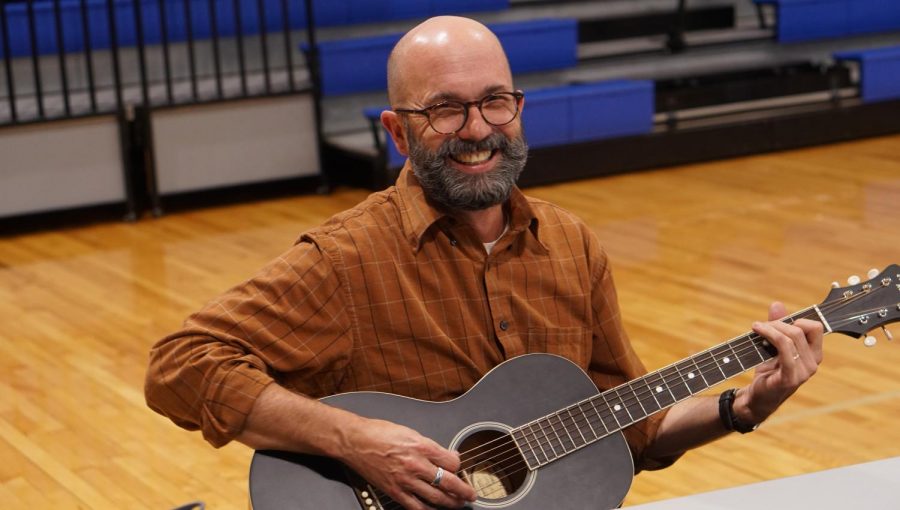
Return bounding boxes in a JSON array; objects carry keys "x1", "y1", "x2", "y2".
[{"x1": 818, "y1": 264, "x2": 900, "y2": 339}]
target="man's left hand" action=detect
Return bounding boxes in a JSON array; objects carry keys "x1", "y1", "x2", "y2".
[{"x1": 734, "y1": 301, "x2": 825, "y2": 425}]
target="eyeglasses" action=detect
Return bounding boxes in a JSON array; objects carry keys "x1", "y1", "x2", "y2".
[{"x1": 394, "y1": 91, "x2": 524, "y2": 135}]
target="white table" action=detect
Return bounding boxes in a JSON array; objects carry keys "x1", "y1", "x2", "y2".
[{"x1": 627, "y1": 456, "x2": 900, "y2": 509}]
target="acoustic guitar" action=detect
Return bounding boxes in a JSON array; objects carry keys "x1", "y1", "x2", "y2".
[{"x1": 249, "y1": 265, "x2": 899, "y2": 510}]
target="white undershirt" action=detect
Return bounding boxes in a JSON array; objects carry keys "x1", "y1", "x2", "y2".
[{"x1": 482, "y1": 221, "x2": 510, "y2": 254}]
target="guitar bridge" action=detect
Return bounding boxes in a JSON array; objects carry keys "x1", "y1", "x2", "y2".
[
  {"x1": 353, "y1": 485, "x2": 384, "y2": 510},
  {"x1": 345, "y1": 468, "x2": 386, "y2": 510}
]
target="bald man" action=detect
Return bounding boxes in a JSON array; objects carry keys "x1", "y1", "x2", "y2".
[{"x1": 146, "y1": 16, "x2": 823, "y2": 510}]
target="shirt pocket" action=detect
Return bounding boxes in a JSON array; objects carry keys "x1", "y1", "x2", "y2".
[{"x1": 525, "y1": 326, "x2": 590, "y2": 370}]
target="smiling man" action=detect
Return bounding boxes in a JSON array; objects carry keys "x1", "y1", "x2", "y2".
[{"x1": 145, "y1": 16, "x2": 823, "y2": 510}]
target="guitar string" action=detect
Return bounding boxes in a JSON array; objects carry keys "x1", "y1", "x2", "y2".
[
  {"x1": 409, "y1": 292, "x2": 880, "y2": 491},
  {"x1": 379, "y1": 314, "x2": 892, "y2": 507},
  {"x1": 442, "y1": 301, "x2": 883, "y2": 504},
  {"x1": 451, "y1": 293, "x2": 895, "y2": 500},
  {"x1": 450, "y1": 295, "x2": 884, "y2": 489},
  {"x1": 370, "y1": 290, "x2": 892, "y2": 507},
  {"x1": 369, "y1": 332, "x2": 791, "y2": 508},
  {"x1": 455, "y1": 311, "x2": 807, "y2": 471},
  {"x1": 448, "y1": 293, "x2": 890, "y2": 500},
  {"x1": 455, "y1": 288, "x2": 886, "y2": 472},
  {"x1": 502, "y1": 293, "x2": 885, "y2": 465}
]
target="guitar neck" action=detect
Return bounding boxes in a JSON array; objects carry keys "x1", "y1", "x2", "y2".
[{"x1": 511, "y1": 305, "x2": 827, "y2": 470}]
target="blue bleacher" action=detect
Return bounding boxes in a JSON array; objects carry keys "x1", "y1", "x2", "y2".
[
  {"x1": 0, "y1": 0, "x2": 509, "y2": 58},
  {"x1": 754, "y1": 0, "x2": 900, "y2": 43},
  {"x1": 318, "y1": 18, "x2": 578, "y2": 96},
  {"x1": 366, "y1": 79, "x2": 655, "y2": 168},
  {"x1": 835, "y1": 45, "x2": 900, "y2": 103}
]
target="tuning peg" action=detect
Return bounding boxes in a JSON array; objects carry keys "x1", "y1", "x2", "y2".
[
  {"x1": 864, "y1": 336, "x2": 877, "y2": 347},
  {"x1": 884, "y1": 327, "x2": 894, "y2": 342},
  {"x1": 831, "y1": 281, "x2": 841, "y2": 288},
  {"x1": 867, "y1": 268, "x2": 880, "y2": 279},
  {"x1": 848, "y1": 275, "x2": 861, "y2": 285}
]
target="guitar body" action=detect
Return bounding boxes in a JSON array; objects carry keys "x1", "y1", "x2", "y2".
[{"x1": 250, "y1": 354, "x2": 634, "y2": 509}]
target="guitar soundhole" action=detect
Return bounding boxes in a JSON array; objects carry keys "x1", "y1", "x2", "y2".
[{"x1": 457, "y1": 429, "x2": 528, "y2": 501}]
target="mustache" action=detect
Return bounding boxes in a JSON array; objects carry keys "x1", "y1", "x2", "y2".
[{"x1": 434, "y1": 132, "x2": 509, "y2": 159}]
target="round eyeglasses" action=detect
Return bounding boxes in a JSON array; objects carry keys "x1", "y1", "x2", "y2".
[{"x1": 394, "y1": 91, "x2": 524, "y2": 135}]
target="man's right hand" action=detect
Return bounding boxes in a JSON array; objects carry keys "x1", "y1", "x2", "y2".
[
  {"x1": 238, "y1": 384, "x2": 477, "y2": 510},
  {"x1": 338, "y1": 417, "x2": 478, "y2": 510}
]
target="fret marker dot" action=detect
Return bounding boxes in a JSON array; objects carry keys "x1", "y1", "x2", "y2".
[
  {"x1": 655, "y1": 386, "x2": 663, "y2": 393},
  {"x1": 723, "y1": 356, "x2": 731, "y2": 364},
  {"x1": 614, "y1": 404, "x2": 622, "y2": 411},
  {"x1": 688, "y1": 372, "x2": 695, "y2": 379},
  {"x1": 762, "y1": 340, "x2": 770, "y2": 346}
]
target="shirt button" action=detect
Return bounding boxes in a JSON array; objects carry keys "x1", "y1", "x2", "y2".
[{"x1": 499, "y1": 320, "x2": 509, "y2": 331}]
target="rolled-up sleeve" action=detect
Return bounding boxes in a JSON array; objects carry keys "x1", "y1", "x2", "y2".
[{"x1": 145, "y1": 238, "x2": 354, "y2": 447}]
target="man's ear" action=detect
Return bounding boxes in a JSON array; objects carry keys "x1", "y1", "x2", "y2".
[{"x1": 381, "y1": 110, "x2": 410, "y2": 156}]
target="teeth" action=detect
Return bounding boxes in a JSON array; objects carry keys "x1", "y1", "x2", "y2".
[{"x1": 454, "y1": 150, "x2": 492, "y2": 164}]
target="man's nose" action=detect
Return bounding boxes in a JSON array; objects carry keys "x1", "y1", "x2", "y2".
[{"x1": 455, "y1": 104, "x2": 494, "y2": 141}]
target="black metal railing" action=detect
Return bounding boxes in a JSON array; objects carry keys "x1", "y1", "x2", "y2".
[{"x1": 0, "y1": 0, "x2": 312, "y2": 127}]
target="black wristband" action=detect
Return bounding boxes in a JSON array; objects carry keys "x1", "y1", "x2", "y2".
[{"x1": 718, "y1": 388, "x2": 758, "y2": 434}]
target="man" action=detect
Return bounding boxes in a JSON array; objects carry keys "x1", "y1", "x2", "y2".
[{"x1": 145, "y1": 16, "x2": 823, "y2": 510}]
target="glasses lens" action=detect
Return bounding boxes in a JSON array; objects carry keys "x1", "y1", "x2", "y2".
[
  {"x1": 429, "y1": 103, "x2": 467, "y2": 134},
  {"x1": 480, "y1": 93, "x2": 519, "y2": 126}
]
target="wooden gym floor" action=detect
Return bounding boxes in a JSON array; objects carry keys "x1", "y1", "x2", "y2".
[{"x1": 1, "y1": 134, "x2": 899, "y2": 509}]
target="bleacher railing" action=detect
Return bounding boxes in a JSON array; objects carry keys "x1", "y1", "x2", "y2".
[{"x1": 0, "y1": 0, "x2": 314, "y2": 126}]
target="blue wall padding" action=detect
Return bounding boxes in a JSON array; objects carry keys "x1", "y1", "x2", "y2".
[
  {"x1": 754, "y1": 0, "x2": 900, "y2": 43},
  {"x1": 568, "y1": 80, "x2": 654, "y2": 143},
  {"x1": 366, "y1": 79, "x2": 655, "y2": 169},
  {"x1": 0, "y1": 0, "x2": 510, "y2": 58},
  {"x1": 316, "y1": 33, "x2": 398, "y2": 96},
  {"x1": 834, "y1": 46, "x2": 900, "y2": 103},
  {"x1": 318, "y1": 18, "x2": 578, "y2": 96},
  {"x1": 848, "y1": 0, "x2": 900, "y2": 35},
  {"x1": 520, "y1": 87, "x2": 571, "y2": 149},
  {"x1": 493, "y1": 18, "x2": 578, "y2": 74}
]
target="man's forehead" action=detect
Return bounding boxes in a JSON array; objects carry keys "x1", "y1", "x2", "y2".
[{"x1": 405, "y1": 45, "x2": 510, "y2": 89}]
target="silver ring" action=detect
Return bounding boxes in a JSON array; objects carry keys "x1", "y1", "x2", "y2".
[
  {"x1": 430, "y1": 467, "x2": 444, "y2": 487},
  {"x1": 792, "y1": 353, "x2": 801, "y2": 360}
]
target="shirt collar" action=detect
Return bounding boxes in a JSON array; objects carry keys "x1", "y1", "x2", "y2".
[{"x1": 395, "y1": 163, "x2": 548, "y2": 254}]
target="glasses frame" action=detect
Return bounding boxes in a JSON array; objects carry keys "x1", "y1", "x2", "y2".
[{"x1": 393, "y1": 90, "x2": 525, "y2": 135}]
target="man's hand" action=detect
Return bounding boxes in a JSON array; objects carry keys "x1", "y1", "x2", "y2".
[
  {"x1": 239, "y1": 385, "x2": 476, "y2": 510},
  {"x1": 339, "y1": 417, "x2": 478, "y2": 510},
  {"x1": 735, "y1": 301, "x2": 825, "y2": 424}
]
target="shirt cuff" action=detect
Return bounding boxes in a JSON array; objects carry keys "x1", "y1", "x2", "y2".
[{"x1": 200, "y1": 356, "x2": 275, "y2": 448}]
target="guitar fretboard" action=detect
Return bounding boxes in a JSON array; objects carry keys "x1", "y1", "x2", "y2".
[{"x1": 510, "y1": 306, "x2": 823, "y2": 470}]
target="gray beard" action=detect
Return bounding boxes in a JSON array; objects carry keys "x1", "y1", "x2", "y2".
[{"x1": 406, "y1": 127, "x2": 528, "y2": 212}]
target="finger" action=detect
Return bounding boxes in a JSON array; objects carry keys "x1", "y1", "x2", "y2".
[
  {"x1": 412, "y1": 478, "x2": 471, "y2": 509},
  {"x1": 760, "y1": 321, "x2": 818, "y2": 384},
  {"x1": 768, "y1": 301, "x2": 788, "y2": 321},
  {"x1": 768, "y1": 321, "x2": 809, "y2": 358},
  {"x1": 432, "y1": 468, "x2": 477, "y2": 502},
  {"x1": 423, "y1": 445, "x2": 476, "y2": 501},
  {"x1": 793, "y1": 318, "x2": 825, "y2": 365},
  {"x1": 423, "y1": 441, "x2": 461, "y2": 472},
  {"x1": 753, "y1": 320, "x2": 800, "y2": 374}
]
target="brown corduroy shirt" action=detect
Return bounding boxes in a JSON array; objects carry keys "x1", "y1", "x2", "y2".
[{"x1": 145, "y1": 164, "x2": 672, "y2": 471}]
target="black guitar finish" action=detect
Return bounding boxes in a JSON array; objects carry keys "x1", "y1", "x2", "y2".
[{"x1": 250, "y1": 354, "x2": 634, "y2": 509}]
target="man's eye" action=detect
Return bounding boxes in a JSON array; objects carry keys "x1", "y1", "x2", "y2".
[
  {"x1": 431, "y1": 105, "x2": 462, "y2": 118},
  {"x1": 483, "y1": 95, "x2": 513, "y2": 109}
]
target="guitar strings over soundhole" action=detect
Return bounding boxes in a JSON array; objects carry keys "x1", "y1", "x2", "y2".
[{"x1": 457, "y1": 429, "x2": 528, "y2": 500}]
